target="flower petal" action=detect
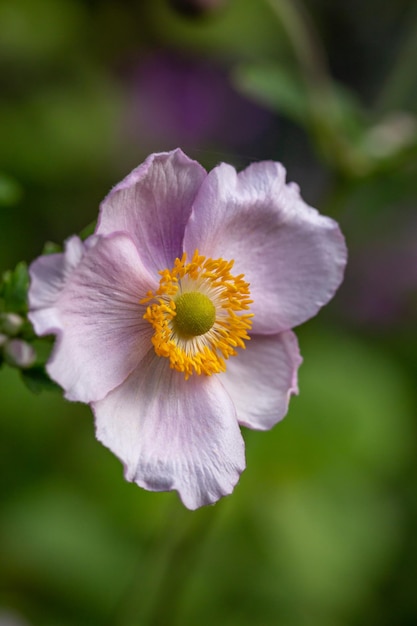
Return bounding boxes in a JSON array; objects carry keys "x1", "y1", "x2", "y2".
[
  {"x1": 28, "y1": 236, "x2": 91, "y2": 335},
  {"x1": 220, "y1": 331, "x2": 301, "y2": 430},
  {"x1": 47, "y1": 233, "x2": 157, "y2": 403},
  {"x1": 96, "y1": 149, "x2": 207, "y2": 274},
  {"x1": 93, "y1": 353, "x2": 246, "y2": 510},
  {"x1": 184, "y1": 161, "x2": 347, "y2": 333}
]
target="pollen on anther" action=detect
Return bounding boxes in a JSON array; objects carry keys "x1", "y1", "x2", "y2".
[{"x1": 142, "y1": 250, "x2": 253, "y2": 378}]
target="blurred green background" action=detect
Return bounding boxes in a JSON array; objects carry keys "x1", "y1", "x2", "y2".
[{"x1": 1, "y1": 0, "x2": 417, "y2": 625}]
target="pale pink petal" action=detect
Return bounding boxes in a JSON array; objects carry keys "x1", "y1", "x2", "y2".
[
  {"x1": 28, "y1": 236, "x2": 93, "y2": 335},
  {"x1": 48, "y1": 233, "x2": 157, "y2": 403},
  {"x1": 96, "y1": 149, "x2": 207, "y2": 274},
  {"x1": 93, "y1": 353, "x2": 246, "y2": 510},
  {"x1": 184, "y1": 161, "x2": 347, "y2": 334},
  {"x1": 220, "y1": 331, "x2": 302, "y2": 431}
]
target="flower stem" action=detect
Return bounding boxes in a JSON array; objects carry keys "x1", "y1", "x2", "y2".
[
  {"x1": 374, "y1": 5, "x2": 417, "y2": 114},
  {"x1": 116, "y1": 500, "x2": 219, "y2": 626},
  {"x1": 264, "y1": 0, "x2": 330, "y2": 90}
]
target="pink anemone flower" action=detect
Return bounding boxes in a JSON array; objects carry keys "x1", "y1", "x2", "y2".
[{"x1": 28, "y1": 149, "x2": 347, "y2": 510}]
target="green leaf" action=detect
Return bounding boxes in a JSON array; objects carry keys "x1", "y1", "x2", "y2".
[
  {"x1": 234, "y1": 63, "x2": 308, "y2": 123},
  {"x1": 31, "y1": 337, "x2": 55, "y2": 365},
  {"x1": 42, "y1": 241, "x2": 62, "y2": 255},
  {"x1": 0, "y1": 172, "x2": 23, "y2": 207},
  {"x1": 235, "y1": 62, "x2": 365, "y2": 134},
  {"x1": 234, "y1": 62, "x2": 375, "y2": 178},
  {"x1": 79, "y1": 219, "x2": 97, "y2": 240},
  {"x1": 20, "y1": 365, "x2": 61, "y2": 394},
  {"x1": 0, "y1": 261, "x2": 29, "y2": 315}
]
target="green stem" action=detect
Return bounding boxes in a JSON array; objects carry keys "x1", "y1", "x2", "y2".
[
  {"x1": 320, "y1": 172, "x2": 353, "y2": 218},
  {"x1": 264, "y1": 0, "x2": 330, "y2": 92},
  {"x1": 115, "y1": 500, "x2": 219, "y2": 626},
  {"x1": 374, "y1": 4, "x2": 417, "y2": 114},
  {"x1": 264, "y1": 0, "x2": 364, "y2": 177}
]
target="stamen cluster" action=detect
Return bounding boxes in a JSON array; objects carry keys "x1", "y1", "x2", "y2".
[{"x1": 141, "y1": 250, "x2": 253, "y2": 379}]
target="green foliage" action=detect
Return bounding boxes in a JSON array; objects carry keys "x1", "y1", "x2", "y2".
[
  {"x1": 78, "y1": 220, "x2": 97, "y2": 241},
  {"x1": 234, "y1": 61, "x2": 417, "y2": 178},
  {"x1": 0, "y1": 262, "x2": 56, "y2": 392},
  {"x1": 235, "y1": 63, "x2": 309, "y2": 123},
  {"x1": 0, "y1": 262, "x2": 29, "y2": 316},
  {"x1": 42, "y1": 241, "x2": 63, "y2": 255},
  {"x1": 0, "y1": 173, "x2": 23, "y2": 208},
  {"x1": 20, "y1": 365, "x2": 60, "y2": 394}
]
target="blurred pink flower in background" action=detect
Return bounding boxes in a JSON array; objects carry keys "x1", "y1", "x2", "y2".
[
  {"x1": 341, "y1": 211, "x2": 417, "y2": 328},
  {"x1": 125, "y1": 54, "x2": 273, "y2": 152}
]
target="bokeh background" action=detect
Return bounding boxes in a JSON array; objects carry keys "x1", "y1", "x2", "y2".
[{"x1": 1, "y1": 0, "x2": 417, "y2": 625}]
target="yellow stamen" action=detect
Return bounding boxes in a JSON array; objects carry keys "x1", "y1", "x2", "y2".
[{"x1": 140, "y1": 250, "x2": 253, "y2": 379}]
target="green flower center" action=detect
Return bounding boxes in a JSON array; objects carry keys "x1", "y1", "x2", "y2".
[{"x1": 173, "y1": 291, "x2": 216, "y2": 337}]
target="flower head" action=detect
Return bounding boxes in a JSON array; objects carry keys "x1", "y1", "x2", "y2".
[{"x1": 28, "y1": 149, "x2": 347, "y2": 509}]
